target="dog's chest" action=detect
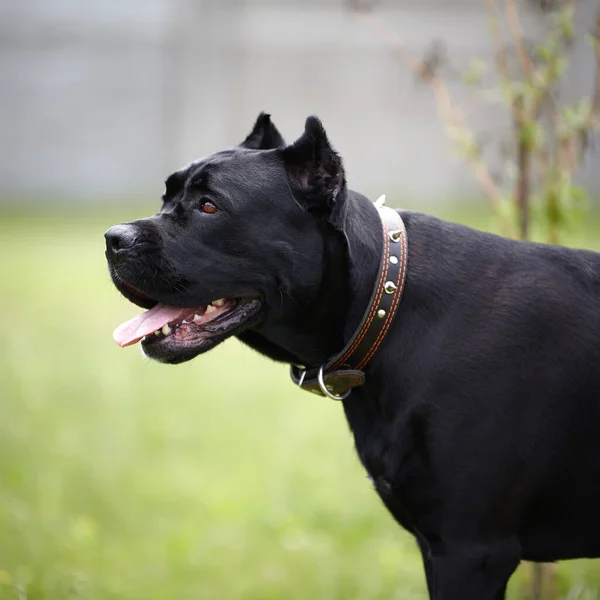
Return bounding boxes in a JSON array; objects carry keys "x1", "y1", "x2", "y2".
[{"x1": 343, "y1": 389, "x2": 431, "y2": 534}]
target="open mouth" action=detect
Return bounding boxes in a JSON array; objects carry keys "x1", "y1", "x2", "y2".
[{"x1": 112, "y1": 285, "x2": 261, "y2": 363}]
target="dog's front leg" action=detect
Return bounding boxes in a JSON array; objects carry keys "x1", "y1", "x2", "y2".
[
  {"x1": 372, "y1": 479, "x2": 518, "y2": 599},
  {"x1": 417, "y1": 539, "x2": 436, "y2": 598},
  {"x1": 423, "y1": 538, "x2": 520, "y2": 600}
]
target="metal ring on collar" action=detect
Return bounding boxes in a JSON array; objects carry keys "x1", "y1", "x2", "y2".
[{"x1": 318, "y1": 365, "x2": 351, "y2": 401}]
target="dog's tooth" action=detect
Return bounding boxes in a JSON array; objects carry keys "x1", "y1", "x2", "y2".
[
  {"x1": 182, "y1": 319, "x2": 188, "y2": 324},
  {"x1": 213, "y1": 298, "x2": 225, "y2": 307},
  {"x1": 206, "y1": 304, "x2": 216, "y2": 314},
  {"x1": 193, "y1": 314, "x2": 202, "y2": 323},
  {"x1": 161, "y1": 324, "x2": 171, "y2": 336},
  {"x1": 154, "y1": 330, "x2": 160, "y2": 336}
]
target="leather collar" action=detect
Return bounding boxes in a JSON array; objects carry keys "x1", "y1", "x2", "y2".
[{"x1": 290, "y1": 203, "x2": 408, "y2": 399}]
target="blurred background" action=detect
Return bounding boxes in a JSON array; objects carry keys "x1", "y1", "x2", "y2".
[{"x1": 1, "y1": 0, "x2": 600, "y2": 598}]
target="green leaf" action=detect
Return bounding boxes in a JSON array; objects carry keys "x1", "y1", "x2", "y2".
[
  {"x1": 519, "y1": 121, "x2": 542, "y2": 150},
  {"x1": 556, "y1": 5, "x2": 575, "y2": 41},
  {"x1": 462, "y1": 58, "x2": 487, "y2": 86}
]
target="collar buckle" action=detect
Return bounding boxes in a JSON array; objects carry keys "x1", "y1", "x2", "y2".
[{"x1": 317, "y1": 365, "x2": 351, "y2": 400}]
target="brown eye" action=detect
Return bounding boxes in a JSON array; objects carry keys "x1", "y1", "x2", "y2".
[{"x1": 200, "y1": 200, "x2": 218, "y2": 214}]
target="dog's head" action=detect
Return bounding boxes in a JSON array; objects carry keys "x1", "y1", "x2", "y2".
[{"x1": 105, "y1": 113, "x2": 349, "y2": 364}]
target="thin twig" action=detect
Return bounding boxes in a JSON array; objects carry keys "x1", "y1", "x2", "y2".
[
  {"x1": 505, "y1": 0, "x2": 535, "y2": 77},
  {"x1": 504, "y1": 1, "x2": 533, "y2": 242},
  {"x1": 484, "y1": 0, "x2": 511, "y2": 80},
  {"x1": 592, "y1": 5, "x2": 600, "y2": 118},
  {"x1": 566, "y1": 1, "x2": 600, "y2": 171},
  {"x1": 533, "y1": 0, "x2": 575, "y2": 121},
  {"x1": 513, "y1": 95, "x2": 531, "y2": 239},
  {"x1": 585, "y1": 2, "x2": 600, "y2": 128},
  {"x1": 354, "y1": 7, "x2": 516, "y2": 237}
]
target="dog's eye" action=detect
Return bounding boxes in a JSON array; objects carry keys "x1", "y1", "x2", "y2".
[{"x1": 200, "y1": 199, "x2": 218, "y2": 215}]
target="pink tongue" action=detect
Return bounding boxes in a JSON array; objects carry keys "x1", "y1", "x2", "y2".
[{"x1": 113, "y1": 304, "x2": 188, "y2": 347}]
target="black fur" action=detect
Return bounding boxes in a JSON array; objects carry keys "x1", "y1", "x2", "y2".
[
  {"x1": 240, "y1": 112, "x2": 286, "y2": 150},
  {"x1": 105, "y1": 114, "x2": 600, "y2": 598}
]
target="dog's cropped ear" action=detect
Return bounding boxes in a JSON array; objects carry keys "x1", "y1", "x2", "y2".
[
  {"x1": 239, "y1": 112, "x2": 286, "y2": 150},
  {"x1": 281, "y1": 116, "x2": 345, "y2": 218}
]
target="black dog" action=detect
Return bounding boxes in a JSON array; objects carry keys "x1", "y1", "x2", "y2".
[{"x1": 105, "y1": 113, "x2": 600, "y2": 599}]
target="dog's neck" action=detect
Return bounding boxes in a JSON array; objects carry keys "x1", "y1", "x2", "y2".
[
  {"x1": 239, "y1": 191, "x2": 383, "y2": 368},
  {"x1": 337, "y1": 192, "x2": 386, "y2": 344}
]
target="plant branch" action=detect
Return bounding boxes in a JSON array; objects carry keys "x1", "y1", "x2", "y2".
[
  {"x1": 514, "y1": 96, "x2": 531, "y2": 239},
  {"x1": 564, "y1": 2, "x2": 600, "y2": 172},
  {"x1": 506, "y1": 0, "x2": 535, "y2": 77},
  {"x1": 589, "y1": 2, "x2": 600, "y2": 122},
  {"x1": 484, "y1": 0, "x2": 511, "y2": 79},
  {"x1": 353, "y1": 6, "x2": 516, "y2": 236}
]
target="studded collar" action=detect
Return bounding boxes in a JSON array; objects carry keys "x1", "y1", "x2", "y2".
[{"x1": 290, "y1": 201, "x2": 408, "y2": 399}]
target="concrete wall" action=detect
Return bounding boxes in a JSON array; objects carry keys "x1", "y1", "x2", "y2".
[{"x1": 1, "y1": 0, "x2": 598, "y2": 205}]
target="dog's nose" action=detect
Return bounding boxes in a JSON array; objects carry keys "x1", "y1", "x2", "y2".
[{"x1": 104, "y1": 224, "x2": 139, "y2": 255}]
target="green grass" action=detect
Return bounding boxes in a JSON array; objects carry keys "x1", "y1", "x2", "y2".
[{"x1": 0, "y1": 208, "x2": 599, "y2": 600}]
